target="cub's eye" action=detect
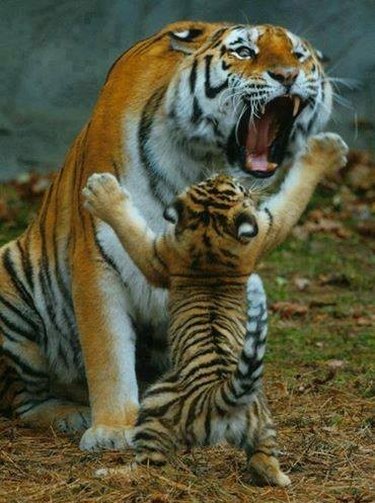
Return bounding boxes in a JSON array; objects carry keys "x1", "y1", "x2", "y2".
[{"x1": 231, "y1": 46, "x2": 255, "y2": 60}]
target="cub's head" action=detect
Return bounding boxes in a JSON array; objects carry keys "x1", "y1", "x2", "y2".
[
  {"x1": 165, "y1": 22, "x2": 332, "y2": 181},
  {"x1": 163, "y1": 175, "x2": 260, "y2": 274}
]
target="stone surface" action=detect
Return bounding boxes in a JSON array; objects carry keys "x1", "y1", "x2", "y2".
[{"x1": 1, "y1": 0, "x2": 374, "y2": 180}]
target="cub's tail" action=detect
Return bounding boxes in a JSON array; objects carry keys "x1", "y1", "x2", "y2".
[{"x1": 216, "y1": 273, "x2": 268, "y2": 410}]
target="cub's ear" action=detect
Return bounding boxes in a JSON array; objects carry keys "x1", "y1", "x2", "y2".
[
  {"x1": 316, "y1": 49, "x2": 330, "y2": 64},
  {"x1": 163, "y1": 200, "x2": 183, "y2": 224},
  {"x1": 235, "y1": 213, "x2": 258, "y2": 243},
  {"x1": 168, "y1": 28, "x2": 204, "y2": 55}
]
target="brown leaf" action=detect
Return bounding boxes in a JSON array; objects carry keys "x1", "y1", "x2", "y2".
[
  {"x1": 10, "y1": 172, "x2": 53, "y2": 202},
  {"x1": 270, "y1": 301, "x2": 308, "y2": 318},
  {"x1": 293, "y1": 217, "x2": 352, "y2": 240},
  {"x1": 326, "y1": 359, "x2": 346, "y2": 370},
  {"x1": 293, "y1": 276, "x2": 311, "y2": 291},
  {"x1": 318, "y1": 273, "x2": 351, "y2": 287},
  {"x1": 0, "y1": 198, "x2": 16, "y2": 222},
  {"x1": 356, "y1": 221, "x2": 375, "y2": 238}
]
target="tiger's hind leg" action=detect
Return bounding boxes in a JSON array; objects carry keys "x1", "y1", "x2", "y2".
[
  {"x1": 1, "y1": 335, "x2": 90, "y2": 434},
  {"x1": 0, "y1": 242, "x2": 90, "y2": 434}
]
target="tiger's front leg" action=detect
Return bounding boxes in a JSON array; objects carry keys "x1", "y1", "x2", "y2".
[{"x1": 72, "y1": 250, "x2": 139, "y2": 451}]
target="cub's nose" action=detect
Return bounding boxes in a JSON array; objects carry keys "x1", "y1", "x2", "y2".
[{"x1": 268, "y1": 67, "x2": 299, "y2": 86}]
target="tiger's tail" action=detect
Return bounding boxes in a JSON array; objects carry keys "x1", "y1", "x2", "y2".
[{"x1": 216, "y1": 273, "x2": 268, "y2": 410}]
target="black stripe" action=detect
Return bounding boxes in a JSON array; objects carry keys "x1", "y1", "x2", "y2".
[
  {"x1": 0, "y1": 294, "x2": 39, "y2": 333},
  {"x1": 191, "y1": 96, "x2": 203, "y2": 124},
  {"x1": 189, "y1": 59, "x2": 198, "y2": 93},
  {"x1": 204, "y1": 55, "x2": 228, "y2": 99},
  {"x1": 16, "y1": 239, "x2": 34, "y2": 293},
  {"x1": 0, "y1": 311, "x2": 35, "y2": 342},
  {"x1": 93, "y1": 231, "x2": 123, "y2": 280},
  {"x1": 2, "y1": 248, "x2": 35, "y2": 313},
  {"x1": 138, "y1": 86, "x2": 177, "y2": 204},
  {"x1": 263, "y1": 207, "x2": 273, "y2": 232},
  {"x1": 2, "y1": 348, "x2": 48, "y2": 379},
  {"x1": 209, "y1": 28, "x2": 227, "y2": 49}
]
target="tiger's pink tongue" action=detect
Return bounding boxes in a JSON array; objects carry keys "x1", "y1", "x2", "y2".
[{"x1": 245, "y1": 115, "x2": 274, "y2": 172}]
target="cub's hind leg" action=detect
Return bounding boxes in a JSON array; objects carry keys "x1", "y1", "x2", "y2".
[
  {"x1": 226, "y1": 401, "x2": 290, "y2": 487},
  {"x1": 1, "y1": 336, "x2": 91, "y2": 433},
  {"x1": 133, "y1": 417, "x2": 177, "y2": 466},
  {"x1": 247, "y1": 400, "x2": 290, "y2": 487}
]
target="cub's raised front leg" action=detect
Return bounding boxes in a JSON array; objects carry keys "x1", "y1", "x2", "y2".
[{"x1": 83, "y1": 174, "x2": 169, "y2": 288}]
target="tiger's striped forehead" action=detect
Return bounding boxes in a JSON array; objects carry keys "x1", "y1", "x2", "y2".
[{"x1": 222, "y1": 25, "x2": 312, "y2": 60}]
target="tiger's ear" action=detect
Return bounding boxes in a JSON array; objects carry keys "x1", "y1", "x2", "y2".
[
  {"x1": 163, "y1": 200, "x2": 183, "y2": 224},
  {"x1": 235, "y1": 213, "x2": 258, "y2": 243},
  {"x1": 168, "y1": 28, "x2": 204, "y2": 55}
]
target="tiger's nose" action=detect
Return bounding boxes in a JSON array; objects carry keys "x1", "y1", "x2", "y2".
[{"x1": 268, "y1": 67, "x2": 299, "y2": 86}]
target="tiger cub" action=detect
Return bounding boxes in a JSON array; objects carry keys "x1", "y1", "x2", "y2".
[{"x1": 83, "y1": 133, "x2": 347, "y2": 486}]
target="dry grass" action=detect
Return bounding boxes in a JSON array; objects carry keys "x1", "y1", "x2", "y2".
[
  {"x1": 1, "y1": 366, "x2": 373, "y2": 503},
  {"x1": 1, "y1": 161, "x2": 375, "y2": 502}
]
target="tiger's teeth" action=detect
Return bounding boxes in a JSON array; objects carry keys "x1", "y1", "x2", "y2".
[
  {"x1": 268, "y1": 162, "x2": 278, "y2": 171},
  {"x1": 292, "y1": 96, "x2": 301, "y2": 117},
  {"x1": 260, "y1": 105, "x2": 265, "y2": 114}
]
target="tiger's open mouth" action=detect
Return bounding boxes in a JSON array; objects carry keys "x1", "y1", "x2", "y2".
[{"x1": 227, "y1": 95, "x2": 308, "y2": 178}]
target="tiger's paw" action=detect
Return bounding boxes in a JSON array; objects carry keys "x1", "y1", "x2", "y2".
[
  {"x1": 82, "y1": 173, "x2": 130, "y2": 223},
  {"x1": 302, "y1": 132, "x2": 348, "y2": 173},
  {"x1": 55, "y1": 406, "x2": 91, "y2": 434},
  {"x1": 79, "y1": 425, "x2": 135, "y2": 452}
]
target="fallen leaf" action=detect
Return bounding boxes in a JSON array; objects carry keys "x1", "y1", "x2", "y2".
[
  {"x1": 0, "y1": 199, "x2": 14, "y2": 222},
  {"x1": 356, "y1": 221, "x2": 375, "y2": 238},
  {"x1": 10, "y1": 172, "x2": 53, "y2": 202},
  {"x1": 326, "y1": 359, "x2": 346, "y2": 370},
  {"x1": 293, "y1": 276, "x2": 311, "y2": 291},
  {"x1": 355, "y1": 317, "x2": 373, "y2": 327},
  {"x1": 318, "y1": 273, "x2": 351, "y2": 287},
  {"x1": 270, "y1": 301, "x2": 308, "y2": 318}
]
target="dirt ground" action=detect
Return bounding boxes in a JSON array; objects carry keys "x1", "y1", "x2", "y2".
[{"x1": 0, "y1": 153, "x2": 374, "y2": 502}]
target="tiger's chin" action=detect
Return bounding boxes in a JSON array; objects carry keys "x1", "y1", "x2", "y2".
[{"x1": 226, "y1": 94, "x2": 308, "y2": 179}]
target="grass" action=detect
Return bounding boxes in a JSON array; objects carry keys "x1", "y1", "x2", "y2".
[{"x1": 0, "y1": 174, "x2": 374, "y2": 503}]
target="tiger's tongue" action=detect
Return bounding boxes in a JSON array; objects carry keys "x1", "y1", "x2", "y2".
[{"x1": 245, "y1": 115, "x2": 273, "y2": 172}]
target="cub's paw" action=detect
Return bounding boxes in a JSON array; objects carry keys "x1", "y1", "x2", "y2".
[
  {"x1": 55, "y1": 406, "x2": 91, "y2": 434},
  {"x1": 82, "y1": 173, "x2": 130, "y2": 221},
  {"x1": 304, "y1": 132, "x2": 348, "y2": 172},
  {"x1": 79, "y1": 425, "x2": 134, "y2": 452},
  {"x1": 248, "y1": 452, "x2": 291, "y2": 487}
]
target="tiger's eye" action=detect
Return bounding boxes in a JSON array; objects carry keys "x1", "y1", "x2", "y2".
[{"x1": 233, "y1": 46, "x2": 255, "y2": 59}]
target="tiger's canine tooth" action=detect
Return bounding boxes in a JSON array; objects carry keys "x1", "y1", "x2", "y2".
[{"x1": 293, "y1": 96, "x2": 301, "y2": 117}]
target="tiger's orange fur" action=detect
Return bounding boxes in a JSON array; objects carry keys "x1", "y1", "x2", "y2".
[{"x1": 0, "y1": 21, "x2": 333, "y2": 451}]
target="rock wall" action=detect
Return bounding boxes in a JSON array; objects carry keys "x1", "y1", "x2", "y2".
[{"x1": 1, "y1": 0, "x2": 374, "y2": 180}]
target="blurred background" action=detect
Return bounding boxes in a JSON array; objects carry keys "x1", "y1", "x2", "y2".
[{"x1": 1, "y1": 0, "x2": 374, "y2": 181}]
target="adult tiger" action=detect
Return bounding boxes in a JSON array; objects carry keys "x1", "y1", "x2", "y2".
[{"x1": 0, "y1": 21, "x2": 332, "y2": 451}]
